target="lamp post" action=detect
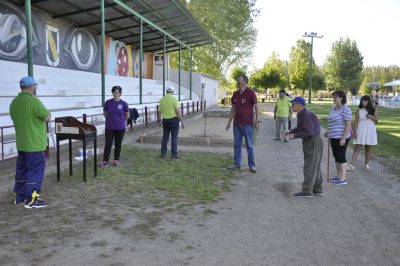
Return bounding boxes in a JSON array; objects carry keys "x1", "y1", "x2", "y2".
[{"x1": 302, "y1": 32, "x2": 323, "y2": 103}]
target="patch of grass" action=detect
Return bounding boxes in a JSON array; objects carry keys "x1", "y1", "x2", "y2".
[
  {"x1": 308, "y1": 103, "x2": 400, "y2": 172},
  {"x1": 86, "y1": 147, "x2": 238, "y2": 204}
]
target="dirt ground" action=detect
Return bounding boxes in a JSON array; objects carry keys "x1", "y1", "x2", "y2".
[{"x1": 1, "y1": 103, "x2": 399, "y2": 266}]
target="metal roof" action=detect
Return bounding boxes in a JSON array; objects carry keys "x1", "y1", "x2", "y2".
[{"x1": 13, "y1": 0, "x2": 212, "y2": 52}]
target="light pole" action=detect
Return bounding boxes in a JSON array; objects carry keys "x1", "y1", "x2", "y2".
[{"x1": 302, "y1": 32, "x2": 323, "y2": 103}]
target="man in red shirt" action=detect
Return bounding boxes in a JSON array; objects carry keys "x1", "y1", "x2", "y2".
[{"x1": 226, "y1": 74, "x2": 259, "y2": 173}]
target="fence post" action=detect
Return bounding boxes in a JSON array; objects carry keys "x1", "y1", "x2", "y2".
[
  {"x1": 145, "y1": 106, "x2": 148, "y2": 126},
  {"x1": 83, "y1": 114, "x2": 87, "y2": 125},
  {"x1": 197, "y1": 101, "x2": 199, "y2": 112},
  {"x1": 200, "y1": 100, "x2": 203, "y2": 111},
  {"x1": 192, "y1": 101, "x2": 195, "y2": 114},
  {"x1": 204, "y1": 100, "x2": 206, "y2": 110},
  {"x1": 181, "y1": 103, "x2": 184, "y2": 116},
  {"x1": 156, "y1": 105, "x2": 160, "y2": 123},
  {"x1": 186, "y1": 102, "x2": 189, "y2": 116}
]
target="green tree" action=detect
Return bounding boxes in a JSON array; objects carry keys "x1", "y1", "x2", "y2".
[
  {"x1": 249, "y1": 52, "x2": 287, "y2": 92},
  {"x1": 324, "y1": 37, "x2": 364, "y2": 95},
  {"x1": 169, "y1": 0, "x2": 259, "y2": 88},
  {"x1": 249, "y1": 68, "x2": 283, "y2": 93},
  {"x1": 226, "y1": 65, "x2": 247, "y2": 93},
  {"x1": 263, "y1": 52, "x2": 289, "y2": 89},
  {"x1": 288, "y1": 40, "x2": 315, "y2": 95},
  {"x1": 359, "y1": 65, "x2": 400, "y2": 95}
]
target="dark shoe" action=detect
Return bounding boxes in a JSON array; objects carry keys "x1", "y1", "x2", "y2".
[
  {"x1": 273, "y1": 138, "x2": 281, "y2": 141},
  {"x1": 160, "y1": 155, "x2": 166, "y2": 159},
  {"x1": 249, "y1": 166, "x2": 257, "y2": 173},
  {"x1": 171, "y1": 156, "x2": 181, "y2": 160},
  {"x1": 227, "y1": 164, "x2": 240, "y2": 170},
  {"x1": 100, "y1": 161, "x2": 110, "y2": 167},
  {"x1": 294, "y1": 191, "x2": 313, "y2": 198}
]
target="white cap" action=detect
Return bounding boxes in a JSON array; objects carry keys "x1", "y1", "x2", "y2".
[{"x1": 166, "y1": 85, "x2": 174, "y2": 92}]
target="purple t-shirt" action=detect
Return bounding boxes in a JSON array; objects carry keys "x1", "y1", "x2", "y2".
[{"x1": 103, "y1": 99, "x2": 129, "y2": 130}]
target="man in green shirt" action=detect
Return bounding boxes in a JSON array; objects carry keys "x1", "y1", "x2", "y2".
[
  {"x1": 9, "y1": 77, "x2": 51, "y2": 208},
  {"x1": 157, "y1": 85, "x2": 185, "y2": 159},
  {"x1": 274, "y1": 89, "x2": 292, "y2": 142}
]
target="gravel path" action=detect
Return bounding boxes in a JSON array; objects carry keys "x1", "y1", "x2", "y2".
[{"x1": 3, "y1": 104, "x2": 400, "y2": 266}]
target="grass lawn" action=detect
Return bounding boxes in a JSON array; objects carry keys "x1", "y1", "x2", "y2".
[
  {"x1": 95, "y1": 146, "x2": 238, "y2": 204},
  {"x1": 307, "y1": 102, "x2": 400, "y2": 168}
]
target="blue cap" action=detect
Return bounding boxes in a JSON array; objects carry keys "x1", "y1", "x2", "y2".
[
  {"x1": 290, "y1": 96, "x2": 306, "y2": 105},
  {"x1": 20, "y1": 76, "x2": 37, "y2": 88}
]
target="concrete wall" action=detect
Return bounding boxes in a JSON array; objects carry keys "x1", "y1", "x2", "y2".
[
  {"x1": 168, "y1": 69, "x2": 217, "y2": 107},
  {"x1": 200, "y1": 75, "x2": 218, "y2": 107},
  {"x1": 0, "y1": 60, "x2": 199, "y2": 127}
]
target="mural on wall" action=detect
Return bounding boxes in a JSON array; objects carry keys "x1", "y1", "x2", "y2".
[
  {"x1": 0, "y1": 2, "x2": 150, "y2": 77},
  {"x1": 105, "y1": 37, "x2": 147, "y2": 78},
  {"x1": 0, "y1": 2, "x2": 100, "y2": 72}
]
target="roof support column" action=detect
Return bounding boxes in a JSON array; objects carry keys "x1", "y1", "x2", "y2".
[
  {"x1": 24, "y1": 0, "x2": 33, "y2": 76},
  {"x1": 163, "y1": 34, "x2": 166, "y2": 97},
  {"x1": 100, "y1": 0, "x2": 106, "y2": 106},
  {"x1": 139, "y1": 18, "x2": 143, "y2": 104},
  {"x1": 189, "y1": 48, "x2": 192, "y2": 100},
  {"x1": 178, "y1": 44, "x2": 181, "y2": 101}
]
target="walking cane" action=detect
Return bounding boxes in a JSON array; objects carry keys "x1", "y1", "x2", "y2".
[{"x1": 327, "y1": 137, "x2": 330, "y2": 181}]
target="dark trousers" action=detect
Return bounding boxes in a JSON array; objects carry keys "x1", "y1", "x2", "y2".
[
  {"x1": 161, "y1": 117, "x2": 179, "y2": 158},
  {"x1": 103, "y1": 129, "x2": 125, "y2": 162},
  {"x1": 14, "y1": 151, "x2": 46, "y2": 202},
  {"x1": 330, "y1": 138, "x2": 350, "y2": 163},
  {"x1": 302, "y1": 136, "x2": 324, "y2": 194}
]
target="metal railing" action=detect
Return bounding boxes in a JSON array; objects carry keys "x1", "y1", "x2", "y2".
[{"x1": 0, "y1": 100, "x2": 206, "y2": 161}]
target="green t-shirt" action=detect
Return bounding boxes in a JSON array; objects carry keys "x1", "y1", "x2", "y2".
[
  {"x1": 159, "y1": 94, "x2": 179, "y2": 119},
  {"x1": 275, "y1": 96, "x2": 291, "y2": 118},
  {"x1": 9, "y1": 92, "x2": 49, "y2": 152}
]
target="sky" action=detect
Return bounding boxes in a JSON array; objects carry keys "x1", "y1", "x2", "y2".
[{"x1": 249, "y1": 0, "x2": 400, "y2": 70}]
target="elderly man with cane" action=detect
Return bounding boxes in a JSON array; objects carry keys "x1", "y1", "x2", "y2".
[{"x1": 284, "y1": 97, "x2": 324, "y2": 197}]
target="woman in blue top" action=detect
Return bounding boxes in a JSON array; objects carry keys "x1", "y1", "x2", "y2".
[
  {"x1": 101, "y1": 86, "x2": 129, "y2": 167},
  {"x1": 325, "y1": 90, "x2": 352, "y2": 185}
]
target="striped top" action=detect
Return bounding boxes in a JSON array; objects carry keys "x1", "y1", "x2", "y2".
[{"x1": 327, "y1": 105, "x2": 352, "y2": 139}]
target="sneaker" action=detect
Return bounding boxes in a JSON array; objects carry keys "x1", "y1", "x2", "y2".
[
  {"x1": 113, "y1": 160, "x2": 120, "y2": 166},
  {"x1": 273, "y1": 138, "x2": 281, "y2": 141},
  {"x1": 331, "y1": 179, "x2": 347, "y2": 185},
  {"x1": 313, "y1": 191, "x2": 325, "y2": 196},
  {"x1": 329, "y1": 176, "x2": 339, "y2": 182},
  {"x1": 294, "y1": 191, "x2": 313, "y2": 198},
  {"x1": 160, "y1": 154, "x2": 166, "y2": 159},
  {"x1": 249, "y1": 166, "x2": 257, "y2": 173},
  {"x1": 364, "y1": 164, "x2": 370, "y2": 170},
  {"x1": 227, "y1": 164, "x2": 240, "y2": 170},
  {"x1": 171, "y1": 156, "x2": 181, "y2": 160},
  {"x1": 100, "y1": 161, "x2": 110, "y2": 167},
  {"x1": 24, "y1": 199, "x2": 49, "y2": 209},
  {"x1": 347, "y1": 164, "x2": 355, "y2": 171}
]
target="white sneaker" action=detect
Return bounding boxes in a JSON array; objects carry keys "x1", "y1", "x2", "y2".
[{"x1": 347, "y1": 164, "x2": 355, "y2": 171}]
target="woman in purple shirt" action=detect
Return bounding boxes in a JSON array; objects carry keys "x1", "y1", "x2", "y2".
[{"x1": 101, "y1": 86, "x2": 129, "y2": 166}]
